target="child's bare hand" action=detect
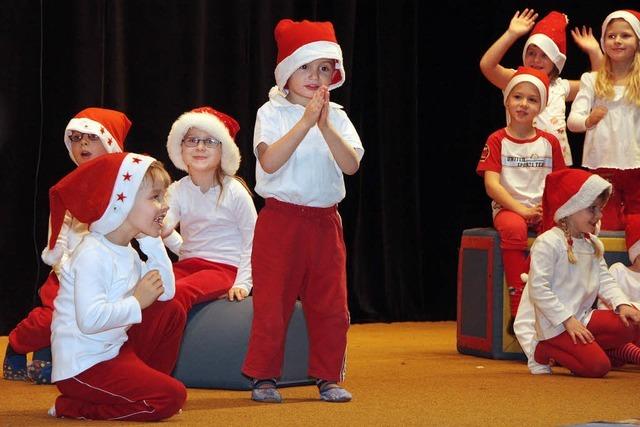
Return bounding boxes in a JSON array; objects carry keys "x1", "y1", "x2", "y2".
[
  {"x1": 317, "y1": 86, "x2": 330, "y2": 130},
  {"x1": 301, "y1": 89, "x2": 325, "y2": 128},
  {"x1": 508, "y1": 9, "x2": 537, "y2": 37},
  {"x1": 587, "y1": 106, "x2": 607, "y2": 128},
  {"x1": 227, "y1": 287, "x2": 249, "y2": 302},
  {"x1": 160, "y1": 223, "x2": 174, "y2": 239},
  {"x1": 563, "y1": 316, "x2": 594, "y2": 344},
  {"x1": 618, "y1": 305, "x2": 640, "y2": 326},
  {"x1": 520, "y1": 205, "x2": 542, "y2": 224},
  {"x1": 133, "y1": 270, "x2": 164, "y2": 309},
  {"x1": 571, "y1": 26, "x2": 600, "y2": 54}
]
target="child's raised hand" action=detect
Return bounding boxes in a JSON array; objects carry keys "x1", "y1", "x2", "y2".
[
  {"x1": 226, "y1": 287, "x2": 249, "y2": 302},
  {"x1": 563, "y1": 316, "x2": 594, "y2": 344},
  {"x1": 301, "y1": 88, "x2": 326, "y2": 128},
  {"x1": 617, "y1": 304, "x2": 640, "y2": 326},
  {"x1": 133, "y1": 270, "x2": 164, "y2": 309},
  {"x1": 571, "y1": 26, "x2": 600, "y2": 54},
  {"x1": 586, "y1": 106, "x2": 608, "y2": 128},
  {"x1": 508, "y1": 9, "x2": 538, "y2": 38}
]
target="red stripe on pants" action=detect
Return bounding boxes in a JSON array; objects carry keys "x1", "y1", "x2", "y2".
[
  {"x1": 534, "y1": 310, "x2": 639, "y2": 377},
  {"x1": 242, "y1": 198, "x2": 349, "y2": 382},
  {"x1": 9, "y1": 271, "x2": 59, "y2": 354},
  {"x1": 172, "y1": 258, "x2": 238, "y2": 312},
  {"x1": 54, "y1": 299, "x2": 187, "y2": 420}
]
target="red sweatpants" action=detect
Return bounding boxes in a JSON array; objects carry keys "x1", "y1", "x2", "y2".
[
  {"x1": 9, "y1": 271, "x2": 59, "y2": 354},
  {"x1": 594, "y1": 168, "x2": 640, "y2": 231},
  {"x1": 242, "y1": 198, "x2": 349, "y2": 383},
  {"x1": 534, "y1": 310, "x2": 639, "y2": 377},
  {"x1": 172, "y1": 257, "x2": 238, "y2": 312},
  {"x1": 53, "y1": 299, "x2": 187, "y2": 421}
]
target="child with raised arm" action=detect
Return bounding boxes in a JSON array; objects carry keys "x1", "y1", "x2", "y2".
[
  {"x1": 241, "y1": 19, "x2": 363, "y2": 403},
  {"x1": 477, "y1": 66, "x2": 566, "y2": 331},
  {"x1": 162, "y1": 106, "x2": 257, "y2": 310},
  {"x1": 517, "y1": 168, "x2": 640, "y2": 377},
  {"x1": 567, "y1": 10, "x2": 640, "y2": 232},
  {"x1": 480, "y1": 9, "x2": 603, "y2": 165},
  {"x1": 4, "y1": 107, "x2": 131, "y2": 384},
  {"x1": 48, "y1": 153, "x2": 186, "y2": 420}
]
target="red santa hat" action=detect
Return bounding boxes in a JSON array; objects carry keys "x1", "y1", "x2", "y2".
[
  {"x1": 274, "y1": 19, "x2": 345, "y2": 94},
  {"x1": 166, "y1": 106, "x2": 241, "y2": 175},
  {"x1": 523, "y1": 11, "x2": 568, "y2": 74},
  {"x1": 64, "y1": 107, "x2": 131, "y2": 164},
  {"x1": 600, "y1": 10, "x2": 640, "y2": 51},
  {"x1": 503, "y1": 66, "x2": 550, "y2": 113},
  {"x1": 47, "y1": 152, "x2": 156, "y2": 253},
  {"x1": 541, "y1": 168, "x2": 612, "y2": 234}
]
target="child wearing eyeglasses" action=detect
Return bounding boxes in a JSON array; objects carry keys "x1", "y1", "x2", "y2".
[
  {"x1": 241, "y1": 19, "x2": 363, "y2": 403},
  {"x1": 3, "y1": 107, "x2": 131, "y2": 385},
  {"x1": 162, "y1": 106, "x2": 257, "y2": 315}
]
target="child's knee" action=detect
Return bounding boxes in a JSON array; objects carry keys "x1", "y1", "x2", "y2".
[
  {"x1": 577, "y1": 356, "x2": 611, "y2": 378},
  {"x1": 154, "y1": 379, "x2": 187, "y2": 420}
]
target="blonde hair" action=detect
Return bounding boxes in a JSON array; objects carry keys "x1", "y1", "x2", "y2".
[
  {"x1": 142, "y1": 160, "x2": 172, "y2": 190},
  {"x1": 595, "y1": 19, "x2": 640, "y2": 107},
  {"x1": 559, "y1": 189, "x2": 610, "y2": 263}
]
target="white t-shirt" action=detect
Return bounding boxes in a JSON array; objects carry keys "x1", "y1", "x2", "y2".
[
  {"x1": 163, "y1": 176, "x2": 257, "y2": 293},
  {"x1": 51, "y1": 234, "x2": 175, "y2": 382},
  {"x1": 253, "y1": 87, "x2": 364, "y2": 208}
]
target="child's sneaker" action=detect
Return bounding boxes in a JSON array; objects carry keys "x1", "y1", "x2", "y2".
[
  {"x1": 3, "y1": 345, "x2": 27, "y2": 381},
  {"x1": 317, "y1": 380, "x2": 352, "y2": 403},
  {"x1": 27, "y1": 360, "x2": 52, "y2": 384},
  {"x1": 250, "y1": 378, "x2": 282, "y2": 403}
]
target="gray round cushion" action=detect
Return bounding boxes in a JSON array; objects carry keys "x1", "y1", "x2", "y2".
[{"x1": 172, "y1": 296, "x2": 313, "y2": 390}]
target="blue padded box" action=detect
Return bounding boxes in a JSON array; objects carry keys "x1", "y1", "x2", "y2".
[
  {"x1": 173, "y1": 297, "x2": 314, "y2": 390},
  {"x1": 456, "y1": 228, "x2": 627, "y2": 360}
]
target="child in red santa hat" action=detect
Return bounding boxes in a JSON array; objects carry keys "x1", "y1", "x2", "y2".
[
  {"x1": 47, "y1": 152, "x2": 186, "y2": 420},
  {"x1": 162, "y1": 106, "x2": 257, "y2": 311},
  {"x1": 4, "y1": 107, "x2": 131, "y2": 385},
  {"x1": 477, "y1": 66, "x2": 567, "y2": 335},
  {"x1": 480, "y1": 9, "x2": 604, "y2": 166},
  {"x1": 241, "y1": 18, "x2": 364, "y2": 403},
  {"x1": 517, "y1": 168, "x2": 640, "y2": 377}
]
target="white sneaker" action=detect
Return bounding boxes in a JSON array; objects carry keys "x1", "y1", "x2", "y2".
[{"x1": 47, "y1": 404, "x2": 56, "y2": 417}]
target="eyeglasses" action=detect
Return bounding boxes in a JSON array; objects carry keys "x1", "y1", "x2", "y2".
[
  {"x1": 68, "y1": 132, "x2": 101, "y2": 143},
  {"x1": 182, "y1": 136, "x2": 222, "y2": 148}
]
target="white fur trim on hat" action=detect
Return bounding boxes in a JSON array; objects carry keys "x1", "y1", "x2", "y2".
[
  {"x1": 166, "y1": 111, "x2": 240, "y2": 175},
  {"x1": 600, "y1": 10, "x2": 640, "y2": 52},
  {"x1": 554, "y1": 175, "x2": 612, "y2": 222},
  {"x1": 90, "y1": 153, "x2": 155, "y2": 235},
  {"x1": 274, "y1": 40, "x2": 345, "y2": 94},
  {"x1": 64, "y1": 118, "x2": 122, "y2": 165},
  {"x1": 523, "y1": 33, "x2": 567, "y2": 74},
  {"x1": 629, "y1": 240, "x2": 640, "y2": 264},
  {"x1": 503, "y1": 74, "x2": 548, "y2": 114}
]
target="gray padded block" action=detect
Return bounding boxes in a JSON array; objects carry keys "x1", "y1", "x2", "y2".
[{"x1": 173, "y1": 296, "x2": 314, "y2": 390}]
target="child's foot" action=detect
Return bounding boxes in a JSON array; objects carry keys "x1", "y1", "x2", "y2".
[
  {"x1": 47, "y1": 404, "x2": 57, "y2": 417},
  {"x1": 3, "y1": 345, "x2": 27, "y2": 381},
  {"x1": 317, "y1": 379, "x2": 352, "y2": 402},
  {"x1": 27, "y1": 360, "x2": 52, "y2": 384},
  {"x1": 251, "y1": 378, "x2": 282, "y2": 403}
]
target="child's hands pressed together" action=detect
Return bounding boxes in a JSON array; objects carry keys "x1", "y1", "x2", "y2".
[
  {"x1": 617, "y1": 304, "x2": 640, "y2": 326},
  {"x1": 563, "y1": 316, "x2": 595, "y2": 344},
  {"x1": 508, "y1": 9, "x2": 538, "y2": 38},
  {"x1": 133, "y1": 270, "x2": 165, "y2": 309},
  {"x1": 317, "y1": 86, "x2": 331, "y2": 131},
  {"x1": 301, "y1": 86, "x2": 328, "y2": 129}
]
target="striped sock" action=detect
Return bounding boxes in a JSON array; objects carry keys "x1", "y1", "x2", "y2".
[{"x1": 606, "y1": 343, "x2": 640, "y2": 366}]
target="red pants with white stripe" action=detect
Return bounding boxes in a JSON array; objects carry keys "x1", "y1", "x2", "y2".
[
  {"x1": 534, "y1": 310, "x2": 639, "y2": 377},
  {"x1": 9, "y1": 271, "x2": 59, "y2": 354},
  {"x1": 242, "y1": 198, "x2": 349, "y2": 383},
  {"x1": 172, "y1": 257, "x2": 238, "y2": 312},
  {"x1": 53, "y1": 299, "x2": 187, "y2": 421}
]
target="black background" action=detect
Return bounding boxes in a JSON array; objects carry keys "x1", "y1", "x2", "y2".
[{"x1": 0, "y1": 1, "x2": 624, "y2": 334}]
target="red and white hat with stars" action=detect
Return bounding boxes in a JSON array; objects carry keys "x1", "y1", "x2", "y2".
[
  {"x1": 274, "y1": 19, "x2": 345, "y2": 94},
  {"x1": 48, "y1": 152, "x2": 156, "y2": 253},
  {"x1": 523, "y1": 11, "x2": 568, "y2": 74},
  {"x1": 64, "y1": 107, "x2": 132, "y2": 164},
  {"x1": 626, "y1": 227, "x2": 640, "y2": 264},
  {"x1": 600, "y1": 10, "x2": 640, "y2": 51},
  {"x1": 166, "y1": 106, "x2": 241, "y2": 175},
  {"x1": 504, "y1": 66, "x2": 550, "y2": 113}
]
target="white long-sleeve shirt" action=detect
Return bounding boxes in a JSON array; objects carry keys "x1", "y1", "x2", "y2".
[
  {"x1": 51, "y1": 233, "x2": 175, "y2": 382},
  {"x1": 162, "y1": 176, "x2": 257, "y2": 294},
  {"x1": 567, "y1": 71, "x2": 640, "y2": 170},
  {"x1": 41, "y1": 212, "x2": 89, "y2": 272},
  {"x1": 599, "y1": 262, "x2": 640, "y2": 309}
]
